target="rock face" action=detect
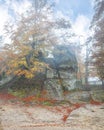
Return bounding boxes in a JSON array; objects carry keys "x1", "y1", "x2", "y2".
[
  {"x1": 44, "y1": 45, "x2": 78, "y2": 100},
  {"x1": 0, "y1": 76, "x2": 13, "y2": 86},
  {"x1": 0, "y1": 45, "x2": 78, "y2": 100}
]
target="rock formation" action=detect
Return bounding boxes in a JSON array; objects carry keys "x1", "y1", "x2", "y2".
[
  {"x1": 0, "y1": 45, "x2": 78, "y2": 100},
  {"x1": 44, "y1": 45, "x2": 78, "y2": 99}
]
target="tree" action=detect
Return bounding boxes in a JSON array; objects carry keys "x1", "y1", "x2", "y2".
[
  {"x1": 0, "y1": 1, "x2": 79, "y2": 96},
  {"x1": 0, "y1": 1, "x2": 56, "y2": 79},
  {"x1": 1, "y1": 0, "x2": 73, "y2": 80},
  {"x1": 91, "y1": 0, "x2": 104, "y2": 85}
]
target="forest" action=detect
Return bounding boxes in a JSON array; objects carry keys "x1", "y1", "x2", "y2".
[{"x1": 0, "y1": 0, "x2": 104, "y2": 130}]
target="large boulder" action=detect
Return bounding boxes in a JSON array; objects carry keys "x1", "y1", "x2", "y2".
[{"x1": 44, "y1": 45, "x2": 78, "y2": 99}]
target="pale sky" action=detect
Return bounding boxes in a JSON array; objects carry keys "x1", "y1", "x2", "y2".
[
  {"x1": 54, "y1": 0, "x2": 94, "y2": 44},
  {"x1": 0, "y1": 0, "x2": 94, "y2": 45}
]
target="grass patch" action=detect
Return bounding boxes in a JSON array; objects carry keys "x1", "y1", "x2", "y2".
[
  {"x1": 8, "y1": 88, "x2": 27, "y2": 98},
  {"x1": 92, "y1": 90, "x2": 104, "y2": 102},
  {"x1": 42, "y1": 101, "x2": 53, "y2": 106}
]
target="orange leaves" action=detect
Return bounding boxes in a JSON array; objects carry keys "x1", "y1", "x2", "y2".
[
  {"x1": 61, "y1": 107, "x2": 73, "y2": 122},
  {"x1": 55, "y1": 107, "x2": 62, "y2": 112},
  {"x1": 0, "y1": 57, "x2": 3, "y2": 61},
  {"x1": 63, "y1": 91, "x2": 69, "y2": 96},
  {"x1": 90, "y1": 99, "x2": 102, "y2": 105},
  {"x1": 0, "y1": 93, "x2": 17, "y2": 101},
  {"x1": 62, "y1": 101, "x2": 102, "y2": 122},
  {"x1": 14, "y1": 69, "x2": 34, "y2": 78},
  {"x1": 74, "y1": 103, "x2": 84, "y2": 109},
  {"x1": 41, "y1": 90, "x2": 47, "y2": 95},
  {"x1": 61, "y1": 103, "x2": 85, "y2": 122},
  {"x1": 22, "y1": 96, "x2": 35, "y2": 102},
  {"x1": 22, "y1": 95, "x2": 54, "y2": 105},
  {"x1": 21, "y1": 93, "x2": 59, "y2": 106},
  {"x1": 62, "y1": 114, "x2": 69, "y2": 122},
  {"x1": 66, "y1": 108, "x2": 73, "y2": 113}
]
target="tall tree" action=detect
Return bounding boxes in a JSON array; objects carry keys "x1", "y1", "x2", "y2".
[
  {"x1": 91, "y1": 0, "x2": 104, "y2": 85},
  {"x1": 0, "y1": 1, "x2": 56, "y2": 79},
  {"x1": 0, "y1": 1, "x2": 78, "y2": 96}
]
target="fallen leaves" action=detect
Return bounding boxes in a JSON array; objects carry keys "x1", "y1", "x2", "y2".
[
  {"x1": 90, "y1": 99, "x2": 102, "y2": 105},
  {"x1": 0, "y1": 92, "x2": 103, "y2": 123}
]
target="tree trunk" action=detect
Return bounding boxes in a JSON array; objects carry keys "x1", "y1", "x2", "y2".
[{"x1": 101, "y1": 80, "x2": 104, "y2": 88}]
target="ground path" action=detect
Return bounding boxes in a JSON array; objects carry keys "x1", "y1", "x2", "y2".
[
  {"x1": 0, "y1": 92, "x2": 104, "y2": 130},
  {"x1": 0, "y1": 100, "x2": 104, "y2": 130}
]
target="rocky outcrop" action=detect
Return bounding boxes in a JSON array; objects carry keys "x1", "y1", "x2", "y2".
[
  {"x1": 0, "y1": 76, "x2": 13, "y2": 87},
  {"x1": 44, "y1": 45, "x2": 78, "y2": 100},
  {"x1": 0, "y1": 45, "x2": 78, "y2": 100}
]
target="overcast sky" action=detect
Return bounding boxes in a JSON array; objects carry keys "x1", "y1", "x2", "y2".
[
  {"x1": 0, "y1": 0, "x2": 94, "y2": 44},
  {"x1": 55, "y1": 0, "x2": 94, "y2": 41}
]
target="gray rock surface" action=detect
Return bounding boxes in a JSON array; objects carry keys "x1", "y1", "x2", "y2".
[{"x1": 44, "y1": 45, "x2": 78, "y2": 100}]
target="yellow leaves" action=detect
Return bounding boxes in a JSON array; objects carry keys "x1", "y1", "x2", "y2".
[
  {"x1": 0, "y1": 43, "x2": 49, "y2": 79},
  {"x1": 6, "y1": 69, "x2": 12, "y2": 75},
  {"x1": 8, "y1": 59, "x2": 48, "y2": 79},
  {"x1": 30, "y1": 61, "x2": 46, "y2": 74},
  {"x1": 33, "y1": 61, "x2": 44, "y2": 66},
  {"x1": 25, "y1": 73, "x2": 34, "y2": 79},
  {"x1": 11, "y1": 61, "x2": 19, "y2": 68},
  {"x1": 32, "y1": 61, "x2": 49, "y2": 72},
  {"x1": 31, "y1": 67, "x2": 38, "y2": 72},
  {"x1": 8, "y1": 58, "x2": 27, "y2": 68},
  {"x1": 14, "y1": 69, "x2": 34, "y2": 78},
  {"x1": 18, "y1": 60, "x2": 27, "y2": 66}
]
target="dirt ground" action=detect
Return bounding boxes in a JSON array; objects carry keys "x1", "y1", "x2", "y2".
[{"x1": 0, "y1": 101, "x2": 104, "y2": 130}]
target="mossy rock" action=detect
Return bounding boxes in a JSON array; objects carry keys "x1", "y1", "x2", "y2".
[{"x1": 92, "y1": 90, "x2": 104, "y2": 102}]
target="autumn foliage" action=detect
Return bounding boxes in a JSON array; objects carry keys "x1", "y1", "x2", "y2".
[
  {"x1": 91, "y1": 0, "x2": 104, "y2": 82},
  {"x1": 0, "y1": 3, "x2": 56, "y2": 79},
  {"x1": 90, "y1": 99, "x2": 102, "y2": 105}
]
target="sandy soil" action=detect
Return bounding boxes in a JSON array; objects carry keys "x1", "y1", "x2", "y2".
[{"x1": 0, "y1": 101, "x2": 104, "y2": 130}]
